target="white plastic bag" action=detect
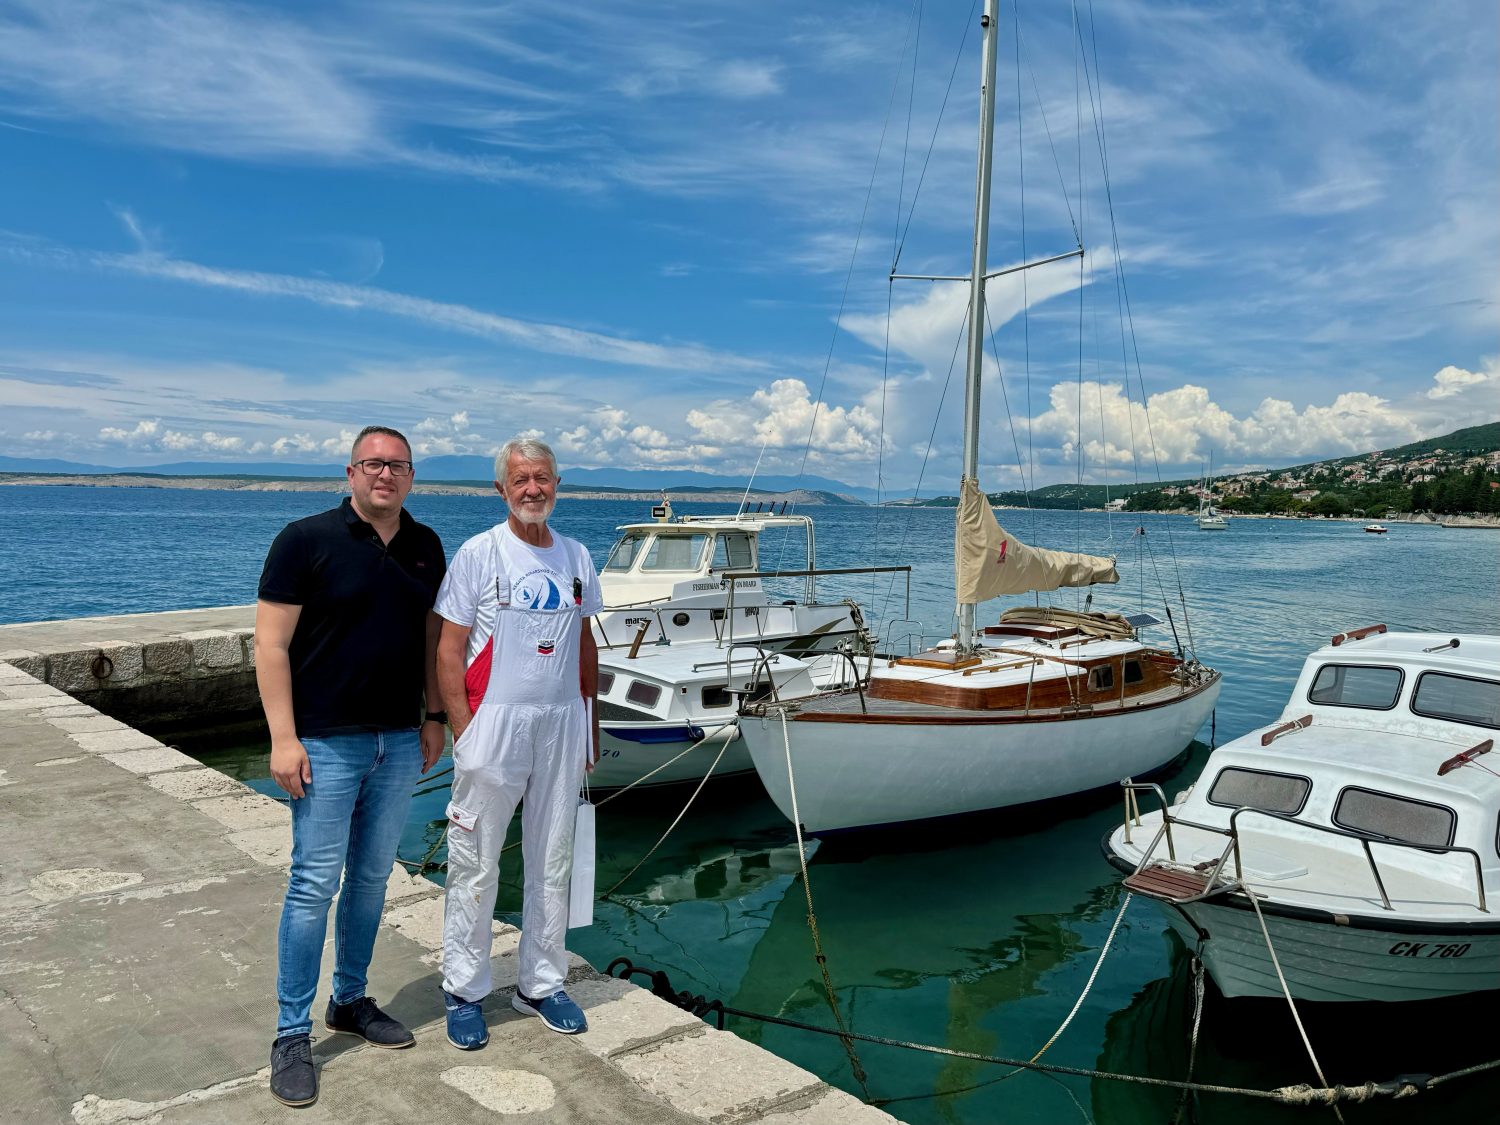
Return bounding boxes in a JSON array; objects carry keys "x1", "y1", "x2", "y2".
[{"x1": 568, "y1": 798, "x2": 596, "y2": 929}]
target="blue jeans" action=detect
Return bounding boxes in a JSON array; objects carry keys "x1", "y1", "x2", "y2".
[{"x1": 275, "y1": 729, "x2": 421, "y2": 1038}]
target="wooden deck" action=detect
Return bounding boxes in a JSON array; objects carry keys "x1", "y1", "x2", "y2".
[
  {"x1": 765, "y1": 675, "x2": 1214, "y2": 724},
  {"x1": 1123, "y1": 864, "x2": 1226, "y2": 903}
]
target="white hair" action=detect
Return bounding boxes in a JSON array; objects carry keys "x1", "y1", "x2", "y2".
[{"x1": 493, "y1": 437, "x2": 558, "y2": 482}]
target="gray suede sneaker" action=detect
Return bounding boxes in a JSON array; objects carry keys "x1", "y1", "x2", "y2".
[
  {"x1": 269, "y1": 1034, "x2": 317, "y2": 1106},
  {"x1": 324, "y1": 996, "x2": 415, "y2": 1048}
]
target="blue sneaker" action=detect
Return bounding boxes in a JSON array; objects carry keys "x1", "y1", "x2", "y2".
[
  {"x1": 443, "y1": 990, "x2": 489, "y2": 1050},
  {"x1": 511, "y1": 988, "x2": 587, "y2": 1034}
]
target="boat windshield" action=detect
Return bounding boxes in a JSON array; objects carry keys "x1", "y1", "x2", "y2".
[
  {"x1": 604, "y1": 532, "x2": 648, "y2": 572},
  {"x1": 1308, "y1": 664, "x2": 1402, "y2": 710},
  {"x1": 1411, "y1": 672, "x2": 1500, "y2": 730},
  {"x1": 642, "y1": 533, "x2": 711, "y2": 571}
]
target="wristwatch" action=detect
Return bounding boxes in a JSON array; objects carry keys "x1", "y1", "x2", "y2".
[{"x1": 424, "y1": 710, "x2": 449, "y2": 725}]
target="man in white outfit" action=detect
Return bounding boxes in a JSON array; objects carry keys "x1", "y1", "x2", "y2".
[{"x1": 433, "y1": 436, "x2": 602, "y2": 1046}]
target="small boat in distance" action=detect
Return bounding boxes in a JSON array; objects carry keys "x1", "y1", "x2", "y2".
[
  {"x1": 1105, "y1": 625, "x2": 1500, "y2": 1002},
  {"x1": 1196, "y1": 502, "x2": 1228, "y2": 531},
  {"x1": 1365, "y1": 523, "x2": 1390, "y2": 534},
  {"x1": 1195, "y1": 453, "x2": 1228, "y2": 530}
]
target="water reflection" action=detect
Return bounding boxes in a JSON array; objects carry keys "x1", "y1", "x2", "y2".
[
  {"x1": 179, "y1": 719, "x2": 1500, "y2": 1124},
  {"x1": 1094, "y1": 931, "x2": 1500, "y2": 1124}
]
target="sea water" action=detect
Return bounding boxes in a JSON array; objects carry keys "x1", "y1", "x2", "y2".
[{"x1": 2, "y1": 484, "x2": 1497, "y2": 1124}]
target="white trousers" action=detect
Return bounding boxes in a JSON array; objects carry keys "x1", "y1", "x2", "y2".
[{"x1": 441, "y1": 698, "x2": 586, "y2": 1001}]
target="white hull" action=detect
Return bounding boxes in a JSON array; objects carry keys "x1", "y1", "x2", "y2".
[
  {"x1": 742, "y1": 677, "x2": 1219, "y2": 832},
  {"x1": 1150, "y1": 898, "x2": 1500, "y2": 1002},
  {"x1": 591, "y1": 720, "x2": 755, "y2": 790},
  {"x1": 1104, "y1": 629, "x2": 1500, "y2": 1004}
]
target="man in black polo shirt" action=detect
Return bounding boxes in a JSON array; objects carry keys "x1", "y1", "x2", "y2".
[{"x1": 254, "y1": 425, "x2": 446, "y2": 1107}]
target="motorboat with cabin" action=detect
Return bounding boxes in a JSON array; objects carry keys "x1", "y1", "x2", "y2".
[
  {"x1": 587, "y1": 498, "x2": 889, "y2": 790},
  {"x1": 592, "y1": 498, "x2": 865, "y2": 658},
  {"x1": 1105, "y1": 625, "x2": 1500, "y2": 1002}
]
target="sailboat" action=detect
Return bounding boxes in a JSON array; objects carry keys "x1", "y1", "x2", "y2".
[
  {"x1": 1196, "y1": 453, "x2": 1228, "y2": 530},
  {"x1": 737, "y1": 0, "x2": 1221, "y2": 834}
]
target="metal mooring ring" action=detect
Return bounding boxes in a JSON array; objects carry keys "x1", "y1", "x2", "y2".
[{"x1": 91, "y1": 654, "x2": 114, "y2": 680}]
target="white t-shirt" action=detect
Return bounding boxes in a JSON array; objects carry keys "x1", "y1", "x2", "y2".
[{"x1": 435, "y1": 523, "x2": 603, "y2": 709}]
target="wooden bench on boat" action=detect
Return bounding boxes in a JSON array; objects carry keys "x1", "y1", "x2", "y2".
[{"x1": 1123, "y1": 863, "x2": 1233, "y2": 904}]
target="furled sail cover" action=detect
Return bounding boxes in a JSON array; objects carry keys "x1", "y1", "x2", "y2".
[{"x1": 955, "y1": 477, "x2": 1119, "y2": 602}]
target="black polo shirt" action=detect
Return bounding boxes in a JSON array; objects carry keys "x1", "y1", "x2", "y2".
[{"x1": 258, "y1": 498, "x2": 446, "y2": 737}]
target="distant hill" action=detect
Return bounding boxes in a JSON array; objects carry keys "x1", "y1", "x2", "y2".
[
  {"x1": 0, "y1": 456, "x2": 348, "y2": 478},
  {"x1": 7, "y1": 421, "x2": 1493, "y2": 506},
  {"x1": 418, "y1": 456, "x2": 877, "y2": 503},
  {"x1": 0, "y1": 453, "x2": 878, "y2": 503},
  {"x1": 1271, "y1": 421, "x2": 1500, "y2": 476},
  {"x1": 902, "y1": 420, "x2": 1500, "y2": 508}
]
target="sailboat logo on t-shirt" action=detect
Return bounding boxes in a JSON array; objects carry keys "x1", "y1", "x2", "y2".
[{"x1": 516, "y1": 576, "x2": 563, "y2": 610}]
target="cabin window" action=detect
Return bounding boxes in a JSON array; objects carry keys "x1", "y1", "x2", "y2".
[
  {"x1": 597, "y1": 671, "x2": 615, "y2": 696},
  {"x1": 604, "y1": 532, "x2": 647, "y2": 572},
  {"x1": 1307, "y1": 664, "x2": 1402, "y2": 710},
  {"x1": 1411, "y1": 672, "x2": 1500, "y2": 730},
  {"x1": 1207, "y1": 767, "x2": 1311, "y2": 815},
  {"x1": 700, "y1": 684, "x2": 734, "y2": 709},
  {"x1": 625, "y1": 680, "x2": 662, "y2": 708},
  {"x1": 1123, "y1": 660, "x2": 1144, "y2": 685},
  {"x1": 641, "y1": 533, "x2": 711, "y2": 571},
  {"x1": 1333, "y1": 787, "x2": 1455, "y2": 849},
  {"x1": 1088, "y1": 665, "x2": 1115, "y2": 692},
  {"x1": 741, "y1": 679, "x2": 774, "y2": 703},
  {"x1": 711, "y1": 532, "x2": 755, "y2": 572}
]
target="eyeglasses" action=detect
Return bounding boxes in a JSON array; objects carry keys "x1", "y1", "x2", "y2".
[{"x1": 352, "y1": 459, "x2": 414, "y2": 477}]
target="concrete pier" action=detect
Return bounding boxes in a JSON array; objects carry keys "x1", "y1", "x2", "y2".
[
  {"x1": 0, "y1": 625, "x2": 898, "y2": 1123},
  {"x1": 0, "y1": 606, "x2": 260, "y2": 728}
]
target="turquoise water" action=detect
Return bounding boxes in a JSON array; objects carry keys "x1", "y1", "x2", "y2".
[{"x1": 3, "y1": 485, "x2": 1499, "y2": 1123}]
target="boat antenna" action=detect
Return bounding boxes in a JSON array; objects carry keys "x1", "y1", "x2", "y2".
[{"x1": 736, "y1": 440, "x2": 769, "y2": 518}]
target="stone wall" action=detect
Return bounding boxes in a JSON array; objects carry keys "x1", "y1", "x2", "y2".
[{"x1": 0, "y1": 607, "x2": 261, "y2": 728}]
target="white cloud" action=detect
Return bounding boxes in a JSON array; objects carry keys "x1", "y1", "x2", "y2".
[
  {"x1": 0, "y1": 0, "x2": 376, "y2": 159},
  {"x1": 710, "y1": 60, "x2": 783, "y2": 100},
  {"x1": 271, "y1": 434, "x2": 322, "y2": 457},
  {"x1": 554, "y1": 405, "x2": 690, "y2": 467},
  {"x1": 411, "y1": 411, "x2": 489, "y2": 457},
  {"x1": 98, "y1": 418, "x2": 252, "y2": 454},
  {"x1": 98, "y1": 419, "x2": 161, "y2": 447},
  {"x1": 1, "y1": 232, "x2": 767, "y2": 375},
  {"x1": 686, "y1": 378, "x2": 881, "y2": 461},
  {"x1": 1426, "y1": 364, "x2": 1491, "y2": 400},
  {"x1": 1026, "y1": 378, "x2": 1450, "y2": 478}
]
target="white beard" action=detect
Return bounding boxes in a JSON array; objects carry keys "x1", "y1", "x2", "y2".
[{"x1": 511, "y1": 497, "x2": 555, "y2": 526}]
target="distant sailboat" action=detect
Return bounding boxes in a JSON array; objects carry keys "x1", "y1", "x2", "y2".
[{"x1": 1196, "y1": 453, "x2": 1228, "y2": 530}]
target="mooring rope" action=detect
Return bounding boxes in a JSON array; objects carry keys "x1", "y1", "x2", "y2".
[
  {"x1": 394, "y1": 721, "x2": 741, "y2": 877},
  {"x1": 597, "y1": 726, "x2": 736, "y2": 899},
  {"x1": 1244, "y1": 883, "x2": 1344, "y2": 1123},
  {"x1": 1170, "y1": 951, "x2": 1208, "y2": 1124},
  {"x1": 779, "y1": 708, "x2": 873, "y2": 1099},
  {"x1": 1024, "y1": 889, "x2": 1133, "y2": 1067},
  {"x1": 601, "y1": 956, "x2": 1438, "y2": 1107}
]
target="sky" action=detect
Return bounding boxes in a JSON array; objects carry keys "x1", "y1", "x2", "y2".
[{"x1": 0, "y1": 0, "x2": 1495, "y2": 493}]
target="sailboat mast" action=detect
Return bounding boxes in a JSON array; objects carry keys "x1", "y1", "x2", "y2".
[{"x1": 958, "y1": 0, "x2": 1001, "y2": 651}]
